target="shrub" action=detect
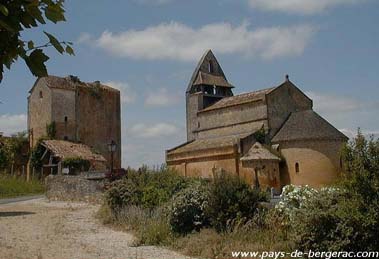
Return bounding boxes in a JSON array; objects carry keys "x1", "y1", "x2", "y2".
[
  {"x1": 105, "y1": 178, "x2": 142, "y2": 211},
  {"x1": 167, "y1": 182, "x2": 210, "y2": 234},
  {"x1": 275, "y1": 184, "x2": 317, "y2": 225},
  {"x1": 291, "y1": 187, "x2": 353, "y2": 251},
  {"x1": 62, "y1": 157, "x2": 90, "y2": 174},
  {"x1": 104, "y1": 167, "x2": 192, "y2": 210},
  {"x1": 206, "y1": 172, "x2": 268, "y2": 231}
]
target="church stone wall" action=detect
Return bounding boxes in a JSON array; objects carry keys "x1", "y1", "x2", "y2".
[
  {"x1": 197, "y1": 120, "x2": 268, "y2": 139},
  {"x1": 277, "y1": 140, "x2": 344, "y2": 188},
  {"x1": 196, "y1": 101, "x2": 268, "y2": 138},
  {"x1": 28, "y1": 79, "x2": 52, "y2": 147},
  {"x1": 267, "y1": 82, "x2": 313, "y2": 138},
  {"x1": 239, "y1": 160, "x2": 280, "y2": 190}
]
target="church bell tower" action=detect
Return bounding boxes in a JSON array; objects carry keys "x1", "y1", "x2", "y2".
[{"x1": 186, "y1": 50, "x2": 234, "y2": 141}]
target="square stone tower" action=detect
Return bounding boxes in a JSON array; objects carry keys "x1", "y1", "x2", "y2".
[{"x1": 28, "y1": 75, "x2": 121, "y2": 168}]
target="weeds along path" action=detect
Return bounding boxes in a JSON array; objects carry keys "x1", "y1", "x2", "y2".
[{"x1": 0, "y1": 198, "x2": 191, "y2": 259}]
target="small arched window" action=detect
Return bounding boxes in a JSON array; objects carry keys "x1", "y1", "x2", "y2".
[
  {"x1": 295, "y1": 162, "x2": 300, "y2": 173},
  {"x1": 64, "y1": 116, "x2": 68, "y2": 122},
  {"x1": 39, "y1": 91, "x2": 43, "y2": 99}
]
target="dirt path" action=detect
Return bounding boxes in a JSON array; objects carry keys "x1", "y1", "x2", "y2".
[{"x1": 0, "y1": 198, "x2": 191, "y2": 259}]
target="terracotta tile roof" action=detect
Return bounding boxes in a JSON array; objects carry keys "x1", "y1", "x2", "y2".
[
  {"x1": 36, "y1": 75, "x2": 119, "y2": 93},
  {"x1": 167, "y1": 133, "x2": 252, "y2": 155},
  {"x1": 193, "y1": 71, "x2": 233, "y2": 88},
  {"x1": 41, "y1": 140, "x2": 106, "y2": 162},
  {"x1": 200, "y1": 87, "x2": 276, "y2": 112},
  {"x1": 240, "y1": 142, "x2": 281, "y2": 161},
  {"x1": 271, "y1": 110, "x2": 349, "y2": 142}
]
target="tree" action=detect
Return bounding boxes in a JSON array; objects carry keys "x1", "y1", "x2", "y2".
[{"x1": 0, "y1": 0, "x2": 74, "y2": 83}]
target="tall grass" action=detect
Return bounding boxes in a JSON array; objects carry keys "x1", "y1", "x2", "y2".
[
  {"x1": 0, "y1": 174, "x2": 45, "y2": 198},
  {"x1": 97, "y1": 204, "x2": 173, "y2": 246}
]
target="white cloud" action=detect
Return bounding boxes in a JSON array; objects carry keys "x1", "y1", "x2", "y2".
[
  {"x1": 306, "y1": 91, "x2": 364, "y2": 114},
  {"x1": 145, "y1": 88, "x2": 181, "y2": 107},
  {"x1": 129, "y1": 123, "x2": 179, "y2": 138},
  {"x1": 248, "y1": 0, "x2": 361, "y2": 15},
  {"x1": 93, "y1": 22, "x2": 316, "y2": 61},
  {"x1": 105, "y1": 81, "x2": 137, "y2": 104},
  {"x1": 0, "y1": 114, "x2": 27, "y2": 136},
  {"x1": 77, "y1": 32, "x2": 92, "y2": 44}
]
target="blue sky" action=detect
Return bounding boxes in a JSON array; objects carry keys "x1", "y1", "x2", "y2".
[{"x1": 1, "y1": 0, "x2": 378, "y2": 168}]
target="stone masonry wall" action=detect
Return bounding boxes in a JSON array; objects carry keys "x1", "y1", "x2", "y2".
[
  {"x1": 28, "y1": 78, "x2": 52, "y2": 147},
  {"x1": 45, "y1": 175, "x2": 105, "y2": 203}
]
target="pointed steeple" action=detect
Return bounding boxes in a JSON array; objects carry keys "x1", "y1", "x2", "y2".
[{"x1": 186, "y1": 50, "x2": 233, "y2": 94}]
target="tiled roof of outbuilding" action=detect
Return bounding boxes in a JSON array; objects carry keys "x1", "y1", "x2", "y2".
[
  {"x1": 271, "y1": 110, "x2": 348, "y2": 142},
  {"x1": 200, "y1": 87, "x2": 276, "y2": 112},
  {"x1": 41, "y1": 140, "x2": 106, "y2": 162}
]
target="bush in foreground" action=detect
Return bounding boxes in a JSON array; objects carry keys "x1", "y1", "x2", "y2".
[
  {"x1": 206, "y1": 172, "x2": 268, "y2": 231},
  {"x1": 105, "y1": 167, "x2": 190, "y2": 210},
  {"x1": 167, "y1": 182, "x2": 210, "y2": 234}
]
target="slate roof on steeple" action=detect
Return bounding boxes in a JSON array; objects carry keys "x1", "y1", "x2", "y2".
[
  {"x1": 193, "y1": 71, "x2": 233, "y2": 88},
  {"x1": 272, "y1": 110, "x2": 348, "y2": 142},
  {"x1": 187, "y1": 50, "x2": 233, "y2": 92}
]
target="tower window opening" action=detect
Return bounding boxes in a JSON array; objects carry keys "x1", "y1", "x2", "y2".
[
  {"x1": 64, "y1": 116, "x2": 68, "y2": 122},
  {"x1": 295, "y1": 162, "x2": 300, "y2": 173},
  {"x1": 39, "y1": 91, "x2": 43, "y2": 99},
  {"x1": 208, "y1": 61, "x2": 213, "y2": 73}
]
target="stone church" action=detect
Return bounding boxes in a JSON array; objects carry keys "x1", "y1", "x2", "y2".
[
  {"x1": 28, "y1": 75, "x2": 121, "y2": 172},
  {"x1": 166, "y1": 50, "x2": 348, "y2": 190}
]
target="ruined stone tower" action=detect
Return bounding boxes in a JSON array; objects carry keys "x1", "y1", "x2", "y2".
[{"x1": 28, "y1": 75, "x2": 121, "y2": 169}]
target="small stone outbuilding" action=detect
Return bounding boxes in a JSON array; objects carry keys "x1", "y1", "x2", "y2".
[{"x1": 38, "y1": 140, "x2": 107, "y2": 176}]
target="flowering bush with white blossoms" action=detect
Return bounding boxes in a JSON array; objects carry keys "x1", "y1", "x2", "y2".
[
  {"x1": 275, "y1": 185, "x2": 341, "y2": 224},
  {"x1": 167, "y1": 182, "x2": 210, "y2": 234}
]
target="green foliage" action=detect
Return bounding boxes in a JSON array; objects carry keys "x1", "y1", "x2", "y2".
[
  {"x1": 0, "y1": 174, "x2": 45, "y2": 198},
  {"x1": 0, "y1": 132, "x2": 28, "y2": 169},
  {"x1": 167, "y1": 182, "x2": 210, "y2": 234},
  {"x1": 62, "y1": 157, "x2": 90, "y2": 173},
  {"x1": 253, "y1": 125, "x2": 266, "y2": 143},
  {"x1": 30, "y1": 138, "x2": 47, "y2": 170},
  {"x1": 206, "y1": 172, "x2": 268, "y2": 232},
  {"x1": 291, "y1": 188, "x2": 353, "y2": 251},
  {"x1": 89, "y1": 81, "x2": 102, "y2": 99},
  {"x1": 105, "y1": 167, "x2": 191, "y2": 211},
  {"x1": 0, "y1": 0, "x2": 74, "y2": 82},
  {"x1": 46, "y1": 121, "x2": 56, "y2": 139}
]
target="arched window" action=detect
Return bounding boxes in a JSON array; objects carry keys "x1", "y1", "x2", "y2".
[
  {"x1": 39, "y1": 91, "x2": 43, "y2": 99},
  {"x1": 64, "y1": 116, "x2": 68, "y2": 122},
  {"x1": 295, "y1": 162, "x2": 300, "y2": 173}
]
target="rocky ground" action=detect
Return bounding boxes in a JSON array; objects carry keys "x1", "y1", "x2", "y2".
[{"x1": 0, "y1": 198, "x2": 191, "y2": 259}]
